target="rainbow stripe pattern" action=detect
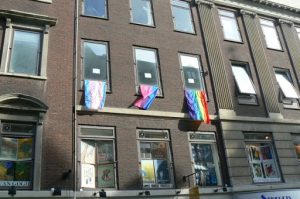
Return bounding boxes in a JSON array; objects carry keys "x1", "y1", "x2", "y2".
[
  {"x1": 184, "y1": 89, "x2": 210, "y2": 124},
  {"x1": 134, "y1": 85, "x2": 159, "y2": 110},
  {"x1": 84, "y1": 80, "x2": 106, "y2": 110}
]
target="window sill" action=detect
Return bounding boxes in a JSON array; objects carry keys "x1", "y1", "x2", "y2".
[
  {"x1": 130, "y1": 22, "x2": 156, "y2": 28},
  {"x1": 81, "y1": 14, "x2": 108, "y2": 20},
  {"x1": 31, "y1": 0, "x2": 52, "y2": 3},
  {"x1": 174, "y1": 29, "x2": 196, "y2": 35},
  {"x1": 266, "y1": 47, "x2": 284, "y2": 52},
  {"x1": 224, "y1": 39, "x2": 244, "y2": 44},
  {"x1": 0, "y1": 72, "x2": 47, "y2": 80}
]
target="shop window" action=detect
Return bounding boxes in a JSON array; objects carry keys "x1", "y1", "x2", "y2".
[
  {"x1": 231, "y1": 63, "x2": 257, "y2": 105},
  {"x1": 244, "y1": 133, "x2": 281, "y2": 183},
  {"x1": 130, "y1": 0, "x2": 154, "y2": 26},
  {"x1": 80, "y1": 126, "x2": 116, "y2": 189},
  {"x1": 260, "y1": 19, "x2": 282, "y2": 50},
  {"x1": 179, "y1": 54, "x2": 205, "y2": 90},
  {"x1": 188, "y1": 132, "x2": 221, "y2": 186},
  {"x1": 137, "y1": 129, "x2": 173, "y2": 189},
  {"x1": 171, "y1": 0, "x2": 195, "y2": 33},
  {"x1": 218, "y1": 9, "x2": 242, "y2": 42},
  {"x1": 83, "y1": 0, "x2": 107, "y2": 18}
]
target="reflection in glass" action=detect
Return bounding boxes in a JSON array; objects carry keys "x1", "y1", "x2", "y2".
[
  {"x1": 131, "y1": 0, "x2": 154, "y2": 26},
  {"x1": 172, "y1": 0, "x2": 194, "y2": 33},
  {"x1": 84, "y1": 0, "x2": 107, "y2": 18}
]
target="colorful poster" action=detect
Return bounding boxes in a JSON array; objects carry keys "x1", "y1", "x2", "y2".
[
  {"x1": 263, "y1": 162, "x2": 278, "y2": 178},
  {"x1": 151, "y1": 142, "x2": 167, "y2": 159},
  {"x1": 252, "y1": 163, "x2": 263, "y2": 178},
  {"x1": 15, "y1": 162, "x2": 31, "y2": 181},
  {"x1": 141, "y1": 160, "x2": 155, "y2": 183},
  {"x1": 97, "y1": 164, "x2": 115, "y2": 187},
  {"x1": 97, "y1": 141, "x2": 114, "y2": 163},
  {"x1": 154, "y1": 160, "x2": 170, "y2": 184},
  {"x1": 81, "y1": 141, "x2": 95, "y2": 164},
  {"x1": 0, "y1": 138, "x2": 17, "y2": 160},
  {"x1": 261, "y1": 145, "x2": 272, "y2": 160},
  {"x1": 18, "y1": 138, "x2": 33, "y2": 160},
  {"x1": 251, "y1": 146, "x2": 260, "y2": 161},
  {"x1": 81, "y1": 164, "x2": 95, "y2": 188},
  {"x1": 0, "y1": 161, "x2": 14, "y2": 180}
]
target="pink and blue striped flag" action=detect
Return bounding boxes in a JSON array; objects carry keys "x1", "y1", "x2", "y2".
[
  {"x1": 134, "y1": 85, "x2": 159, "y2": 110},
  {"x1": 184, "y1": 89, "x2": 210, "y2": 124},
  {"x1": 84, "y1": 80, "x2": 106, "y2": 110}
]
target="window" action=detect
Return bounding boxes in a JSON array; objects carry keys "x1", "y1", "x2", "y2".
[
  {"x1": 296, "y1": 27, "x2": 300, "y2": 41},
  {"x1": 189, "y1": 132, "x2": 221, "y2": 186},
  {"x1": 260, "y1": 19, "x2": 282, "y2": 50},
  {"x1": 130, "y1": 0, "x2": 154, "y2": 26},
  {"x1": 0, "y1": 122, "x2": 36, "y2": 189},
  {"x1": 291, "y1": 134, "x2": 300, "y2": 162},
  {"x1": 80, "y1": 126, "x2": 116, "y2": 189},
  {"x1": 231, "y1": 63, "x2": 257, "y2": 104},
  {"x1": 137, "y1": 129, "x2": 173, "y2": 189},
  {"x1": 9, "y1": 30, "x2": 42, "y2": 76},
  {"x1": 83, "y1": 0, "x2": 107, "y2": 18},
  {"x1": 179, "y1": 54, "x2": 205, "y2": 90},
  {"x1": 244, "y1": 133, "x2": 281, "y2": 183},
  {"x1": 83, "y1": 41, "x2": 109, "y2": 85},
  {"x1": 171, "y1": 0, "x2": 194, "y2": 33},
  {"x1": 218, "y1": 9, "x2": 242, "y2": 42},
  {"x1": 274, "y1": 69, "x2": 299, "y2": 107},
  {"x1": 133, "y1": 47, "x2": 162, "y2": 93}
]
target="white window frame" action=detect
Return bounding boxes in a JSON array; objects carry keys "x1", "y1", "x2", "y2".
[
  {"x1": 82, "y1": 0, "x2": 108, "y2": 19},
  {"x1": 260, "y1": 18, "x2": 282, "y2": 50},
  {"x1": 244, "y1": 133, "x2": 282, "y2": 183},
  {"x1": 179, "y1": 53, "x2": 205, "y2": 91},
  {"x1": 0, "y1": 19, "x2": 50, "y2": 79},
  {"x1": 137, "y1": 129, "x2": 174, "y2": 189},
  {"x1": 129, "y1": 0, "x2": 155, "y2": 27},
  {"x1": 133, "y1": 47, "x2": 163, "y2": 95},
  {"x1": 82, "y1": 40, "x2": 110, "y2": 91},
  {"x1": 79, "y1": 126, "x2": 117, "y2": 189},
  {"x1": 171, "y1": 0, "x2": 195, "y2": 34},
  {"x1": 188, "y1": 132, "x2": 222, "y2": 187},
  {"x1": 218, "y1": 9, "x2": 242, "y2": 42}
]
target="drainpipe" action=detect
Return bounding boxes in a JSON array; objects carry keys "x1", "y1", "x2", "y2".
[{"x1": 73, "y1": 0, "x2": 79, "y2": 198}]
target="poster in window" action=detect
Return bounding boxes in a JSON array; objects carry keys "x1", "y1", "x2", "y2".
[
  {"x1": 81, "y1": 141, "x2": 95, "y2": 164},
  {"x1": 97, "y1": 164, "x2": 115, "y2": 188},
  {"x1": 252, "y1": 163, "x2": 263, "y2": 178},
  {"x1": 250, "y1": 146, "x2": 260, "y2": 161},
  {"x1": 151, "y1": 142, "x2": 167, "y2": 159},
  {"x1": 97, "y1": 141, "x2": 114, "y2": 163},
  {"x1": 0, "y1": 161, "x2": 14, "y2": 180},
  {"x1": 15, "y1": 162, "x2": 31, "y2": 181},
  {"x1": 0, "y1": 138, "x2": 17, "y2": 160},
  {"x1": 141, "y1": 160, "x2": 155, "y2": 183},
  {"x1": 261, "y1": 145, "x2": 272, "y2": 160},
  {"x1": 17, "y1": 138, "x2": 33, "y2": 160},
  {"x1": 154, "y1": 160, "x2": 170, "y2": 184},
  {"x1": 263, "y1": 162, "x2": 278, "y2": 178},
  {"x1": 81, "y1": 164, "x2": 95, "y2": 188}
]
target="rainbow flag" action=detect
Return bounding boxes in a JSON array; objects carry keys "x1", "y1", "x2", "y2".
[
  {"x1": 134, "y1": 85, "x2": 158, "y2": 110},
  {"x1": 84, "y1": 80, "x2": 106, "y2": 110},
  {"x1": 184, "y1": 89, "x2": 210, "y2": 124}
]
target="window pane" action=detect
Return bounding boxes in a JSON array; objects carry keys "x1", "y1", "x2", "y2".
[
  {"x1": 96, "y1": 140, "x2": 114, "y2": 163},
  {"x1": 260, "y1": 19, "x2": 282, "y2": 50},
  {"x1": 131, "y1": 0, "x2": 154, "y2": 26},
  {"x1": 135, "y1": 48, "x2": 158, "y2": 86},
  {"x1": 232, "y1": 65, "x2": 256, "y2": 94},
  {"x1": 275, "y1": 73, "x2": 299, "y2": 99},
  {"x1": 172, "y1": 1, "x2": 194, "y2": 33},
  {"x1": 9, "y1": 30, "x2": 41, "y2": 75},
  {"x1": 81, "y1": 127, "x2": 114, "y2": 137},
  {"x1": 180, "y1": 55, "x2": 204, "y2": 90},
  {"x1": 292, "y1": 134, "x2": 300, "y2": 161},
  {"x1": 219, "y1": 10, "x2": 242, "y2": 42},
  {"x1": 295, "y1": 144, "x2": 300, "y2": 161},
  {"x1": 139, "y1": 130, "x2": 169, "y2": 139},
  {"x1": 84, "y1": 0, "x2": 107, "y2": 18},
  {"x1": 84, "y1": 42, "x2": 108, "y2": 81},
  {"x1": 189, "y1": 133, "x2": 215, "y2": 141},
  {"x1": 191, "y1": 144, "x2": 218, "y2": 186},
  {"x1": 0, "y1": 138, "x2": 17, "y2": 160}
]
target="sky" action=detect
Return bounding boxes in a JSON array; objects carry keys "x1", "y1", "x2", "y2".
[{"x1": 268, "y1": 0, "x2": 300, "y2": 9}]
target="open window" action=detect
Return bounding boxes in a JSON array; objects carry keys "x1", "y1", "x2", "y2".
[
  {"x1": 274, "y1": 68, "x2": 299, "y2": 108},
  {"x1": 231, "y1": 63, "x2": 257, "y2": 105},
  {"x1": 260, "y1": 19, "x2": 282, "y2": 50}
]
